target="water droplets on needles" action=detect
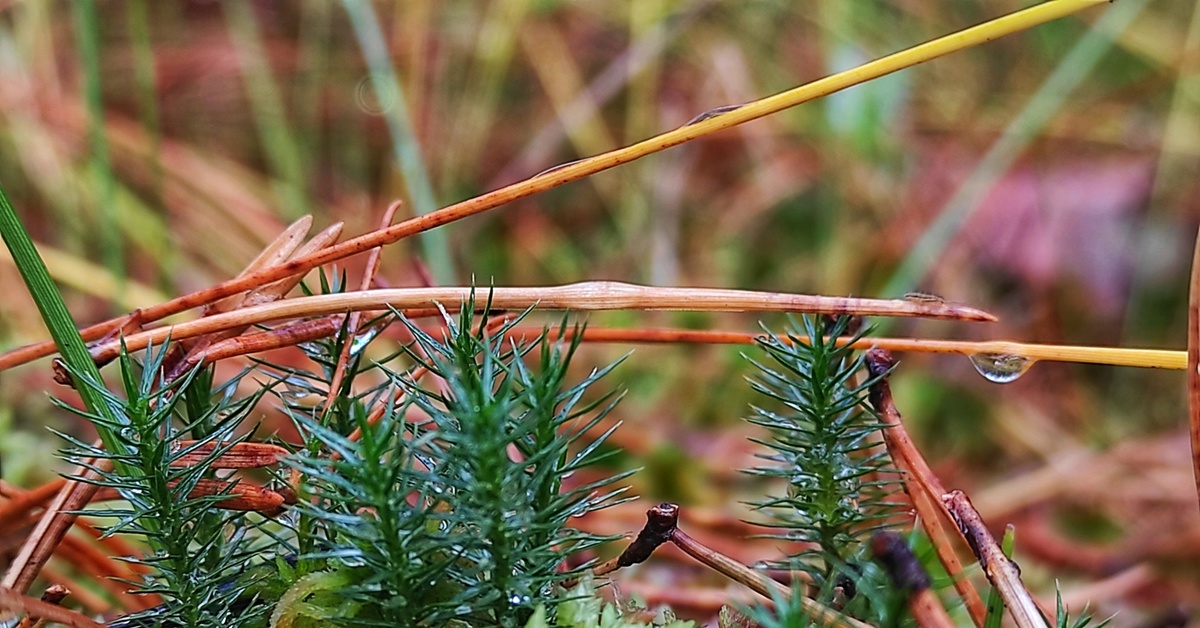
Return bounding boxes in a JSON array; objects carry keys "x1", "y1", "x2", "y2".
[{"x1": 969, "y1": 352, "x2": 1035, "y2": 384}]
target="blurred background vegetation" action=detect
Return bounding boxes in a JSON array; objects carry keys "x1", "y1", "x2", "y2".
[{"x1": 1, "y1": 0, "x2": 1198, "y2": 622}]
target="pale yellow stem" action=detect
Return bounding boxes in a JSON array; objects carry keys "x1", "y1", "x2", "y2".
[{"x1": 869, "y1": 338, "x2": 1185, "y2": 370}]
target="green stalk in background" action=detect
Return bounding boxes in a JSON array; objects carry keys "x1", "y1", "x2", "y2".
[
  {"x1": 880, "y1": 0, "x2": 1149, "y2": 313},
  {"x1": 342, "y1": 0, "x2": 456, "y2": 285},
  {"x1": 73, "y1": 0, "x2": 124, "y2": 310},
  {"x1": 223, "y1": 0, "x2": 310, "y2": 219},
  {"x1": 0, "y1": 184, "x2": 130, "y2": 463}
]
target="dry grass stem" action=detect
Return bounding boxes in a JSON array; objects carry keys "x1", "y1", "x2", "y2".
[
  {"x1": 84, "y1": 282, "x2": 995, "y2": 364},
  {"x1": 943, "y1": 490, "x2": 1049, "y2": 628},
  {"x1": 1, "y1": 454, "x2": 108, "y2": 594},
  {"x1": 667, "y1": 526, "x2": 871, "y2": 628}
]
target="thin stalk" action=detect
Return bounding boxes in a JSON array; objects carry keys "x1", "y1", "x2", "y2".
[
  {"x1": 342, "y1": 0, "x2": 455, "y2": 284},
  {"x1": 867, "y1": 350, "x2": 987, "y2": 626},
  {"x1": 72, "y1": 0, "x2": 123, "y2": 308},
  {"x1": 325, "y1": 202, "x2": 399, "y2": 404},
  {"x1": 511, "y1": 326, "x2": 1186, "y2": 370},
  {"x1": 943, "y1": 491, "x2": 1049, "y2": 628},
  {"x1": 985, "y1": 526, "x2": 1017, "y2": 628},
  {"x1": 669, "y1": 528, "x2": 869, "y2": 628},
  {"x1": 223, "y1": 0, "x2": 309, "y2": 218},
  {"x1": 85, "y1": 282, "x2": 995, "y2": 363},
  {"x1": 0, "y1": 0, "x2": 1104, "y2": 370}
]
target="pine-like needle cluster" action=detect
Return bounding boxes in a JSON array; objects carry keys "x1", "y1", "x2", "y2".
[
  {"x1": 745, "y1": 316, "x2": 903, "y2": 620},
  {"x1": 283, "y1": 304, "x2": 630, "y2": 626},
  {"x1": 58, "y1": 346, "x2": 270, "y2": 628}
]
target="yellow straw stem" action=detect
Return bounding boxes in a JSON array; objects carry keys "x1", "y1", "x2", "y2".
[
  {"x1": 0, "y1": 0, "x2": 1107, "y2": 372},
  {"x1": 585, "y1": 0, "x2": 1110, "y2": 168},
  {"x1": 872, "y1": 338, "x2": 1185, "y2": 371},
  {"x1": 512, "y1": 328, "x2": 1186, "y2": 371}
]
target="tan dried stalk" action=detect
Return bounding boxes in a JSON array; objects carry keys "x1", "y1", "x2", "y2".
[
  {"x1": 85, "y1": 282, "x2": 995, "y2": 365},
  {"x1": 943, "y1": 491, "x2": 1049, "y2": 628}
]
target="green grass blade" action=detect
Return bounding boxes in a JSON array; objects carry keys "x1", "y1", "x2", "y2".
[
  {"x1": 342, "y1": 0, "x2": 456, "y2": 285},
  {"x1": 0, "y1": 183, "x2": 129, "y2": 458}
]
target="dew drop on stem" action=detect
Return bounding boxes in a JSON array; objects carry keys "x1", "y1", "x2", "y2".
[{"x1": 968, "y1": 353, "x2": 1034, "y2": 384}]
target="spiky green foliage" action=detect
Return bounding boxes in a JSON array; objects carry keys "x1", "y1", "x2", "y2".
[
  {"x1": 56, "y1": 344, "x2": 270, "y2": 628},
  {"x1": 744, "y1": 315, "x2": 904, "y2": 622},
  {"x1": 1055, "y1": 588, "x2": 1112, "y2": 628},
  {"x1": 281, "y1": 391, "x2": 465, "y2": 625},
  {"x1": 278, "y1": 303, "x2": 631, "y2": 626}
]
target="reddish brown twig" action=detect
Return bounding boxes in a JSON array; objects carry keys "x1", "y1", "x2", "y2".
[
  {"x1": 2, "y1": 455, "x2": 107, "y2": 594},
  {"x1": 162, "y1": 220, "x2": 344, "y2": 380},
  {"x1": 0, "y1": 585, "x2": 103, "y2": 628},
  {"x1": 326, "y1": 201, "x2": 401, "y2": 403},
  {"x1": 1, "y1": 441, "x2": 289, "y2": 594},
  {"x1": 871, "y1": 532, "x2": 955, "y2": 628},
  {"x1": 585, "y1": 502, "x2": 680, "y2": 581},
  {"x1": 943, "y1": 490, "x2": 1048, "y2": 628},
  {"x1": 15, "y1": 582, "x2": 69, "y2": 628},
  {"x1": 865, "y1": 349, "x2": 987, "y2": 626}
]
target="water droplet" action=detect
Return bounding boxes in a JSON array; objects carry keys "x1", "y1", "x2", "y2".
[
  {"x1": 350, "y1": 327, "x2": 381, "y2": 356},
  {"x1": 969, "y1": 353, "x2": 1034, "y2": 384},
  {"x1": 508, "y1": 594, "x2": 530, "y2": 605}
]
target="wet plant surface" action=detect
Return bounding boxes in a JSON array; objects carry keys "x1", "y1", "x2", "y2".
[{"x1": 0, "y1": 1, "x2": 1199, "y2": 626}]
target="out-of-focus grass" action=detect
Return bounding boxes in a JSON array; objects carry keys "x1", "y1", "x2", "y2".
[{"x1": 0, "y1": 0, "x2": 1196, "y2": 621}]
